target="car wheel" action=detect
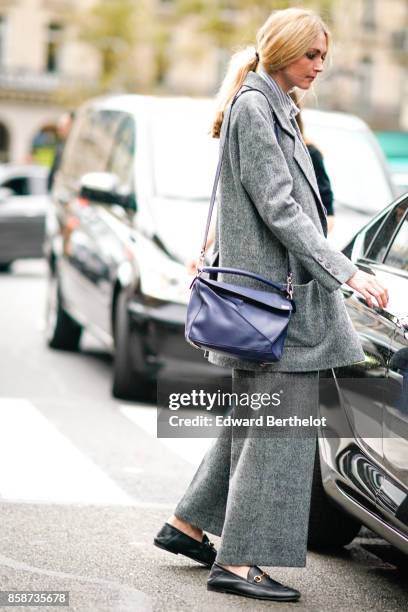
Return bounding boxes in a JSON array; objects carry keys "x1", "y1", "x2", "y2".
[
  {"x1": 0, "y1": 262, "x2": 12, "y2": 273},
  {"x1": 46, "y1": 273, "x2": 82, "y2": 351},
  {"x1": 308, "y1": 442, "x2": 362, "y2": 550},
  {"x1": 112, "y1": 290, "x2": 156, "y2": 402}
]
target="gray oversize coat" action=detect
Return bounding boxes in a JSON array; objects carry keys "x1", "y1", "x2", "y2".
[{"x1": 207, "y1": 71, "x2": 365, "y2": 372}]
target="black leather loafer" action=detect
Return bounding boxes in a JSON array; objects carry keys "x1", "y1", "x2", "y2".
[
  {"x1": 207, "y1": 563, "x2": 301, "y2": 601},
  {"x1": 154, "y1": 522, "x2": 217, "y2": 567}
]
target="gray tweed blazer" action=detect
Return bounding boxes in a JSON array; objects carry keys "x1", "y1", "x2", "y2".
[{"x1": 207, "y1": 71, "x2": 365, "y2": 372}]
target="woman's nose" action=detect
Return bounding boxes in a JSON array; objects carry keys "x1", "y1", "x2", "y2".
[{"x1": 314, "y1": 58, "x2": 324, "y2": 72}]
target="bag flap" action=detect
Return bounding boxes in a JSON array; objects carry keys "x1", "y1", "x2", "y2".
[{"x1": 198, "y1": 277, "x2": 295, "y2": 313}]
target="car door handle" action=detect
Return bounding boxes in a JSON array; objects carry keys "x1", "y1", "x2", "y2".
[{"x1": 343, "y1": 288, "x2": 394, "y2": 319}]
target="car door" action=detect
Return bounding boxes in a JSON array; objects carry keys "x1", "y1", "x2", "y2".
[
  {"x1": 325, "y1": 199, "x2": 406, "y2": 512},
  {"x1": 80, "y1": 113, "x2": 137, "y2": 337},
  {"x1": 377, "y1": 205, "x2": 408, "y2": 535},
  {"x1": 335, "y1": 205, "x2": 405, "y2": 463},
  {"x1": 53, "y1": 109, "x2": 122, "y2": 336}
]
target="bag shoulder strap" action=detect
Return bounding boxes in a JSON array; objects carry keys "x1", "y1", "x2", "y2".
[{"x1": 199, "y1": 85, "x2": 291, "y2": 278}]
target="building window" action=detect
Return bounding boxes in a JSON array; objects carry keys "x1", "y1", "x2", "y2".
[
  {"x1": 0, "y1": 122, "x2": 10, "y2": 162},
  {"x1": 362, "y1": 0, "x2": 376, "y2": 31},
  {"x1": 46, "y1": 22, "x2": 63, "y2": 73}
]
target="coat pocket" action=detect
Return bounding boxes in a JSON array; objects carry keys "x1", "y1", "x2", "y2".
[{"x1": 285, "y1": 279, "x2": 325, "y2": 347}]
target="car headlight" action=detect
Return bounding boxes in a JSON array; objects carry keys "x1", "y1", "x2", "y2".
[{"x1": 132, "y1": 235, "x2": 192, "y2": 305}]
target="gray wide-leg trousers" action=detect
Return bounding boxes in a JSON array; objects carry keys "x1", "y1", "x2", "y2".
[{"x1": 174, "y1": 369, "x2": 319, "y2": 567}]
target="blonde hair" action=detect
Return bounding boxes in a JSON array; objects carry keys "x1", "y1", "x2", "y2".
[{"x1": 211, "y1": 8, "x2": 330, "y2": 138}]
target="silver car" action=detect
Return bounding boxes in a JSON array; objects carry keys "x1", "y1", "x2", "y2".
[{"x1": 0, "y1": 164, "x2": 49, "y2": 272}]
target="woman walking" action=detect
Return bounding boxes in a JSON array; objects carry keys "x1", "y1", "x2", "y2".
[{"x1": 154, "y1": 8, "x2": 388, "y2": 602}]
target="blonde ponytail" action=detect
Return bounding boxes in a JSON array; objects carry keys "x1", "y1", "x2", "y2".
[
  {"x1": 211, "y1": 46, "x2": 259, "y2": 138},
  {"x1": 211, "y1": 8, "x2": 330, "y2": 139}
]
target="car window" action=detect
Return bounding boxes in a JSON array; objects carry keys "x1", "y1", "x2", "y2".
[
  {"x1": 106, "y1": 115, "x2": 135, "y2": 188},
  {"x1": 61, "y1": 109, "x2": 123, "y2": 181},
  {"x1": 150, "y1": 100, "x2": 218, "y2": 200},
  {"x1": 384, "y1": 211, "x2": 408, "y2": 272},
  {"x1": 362, "y1": 213, "x2": 390, "y2": 254},
  {"x1": 366, "y1": 200, "x2": 408, "y2": 262},
  {"x1": 342, "y1": 203, "x2": 394, "y2": 259},
  {"x1": 2, "y1": 176, "x2": 30, "y2": 195}
]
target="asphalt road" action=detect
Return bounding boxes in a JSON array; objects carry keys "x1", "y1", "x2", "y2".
[{"x1": 0, "y1": 259, "x2": 407, "y2": 612}]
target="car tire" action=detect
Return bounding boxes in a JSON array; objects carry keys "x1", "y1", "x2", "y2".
[
  {"x1": 308, "y1": 442, "x2": 362, "y2": 550},
  {"x1": 0, "y1": 262, "x2": 12, "y2": 273},
  {"x1": 46, "y1": 273, "x2": 82, "y2": 351},
  {"x1": 112, "y1": 290, "x2": 156, "y2": 402}
]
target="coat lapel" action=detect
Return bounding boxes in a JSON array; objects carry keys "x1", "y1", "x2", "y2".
[{"x1": 242, "y1": 72, "x2": 326, "y2": 217}]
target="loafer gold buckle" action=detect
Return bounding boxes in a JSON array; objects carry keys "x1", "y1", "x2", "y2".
[{"x1": 254, "y1": 571, "x2": 268, "y2": 583}]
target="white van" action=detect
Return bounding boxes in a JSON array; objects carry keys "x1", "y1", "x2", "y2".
[{"x1": 302, "y1": 108, "x2": 396, "y2": 247}]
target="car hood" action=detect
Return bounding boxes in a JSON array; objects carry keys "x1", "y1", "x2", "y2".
[{"x1": 150, "y1": 196, "x2": 211, "y2": 262}]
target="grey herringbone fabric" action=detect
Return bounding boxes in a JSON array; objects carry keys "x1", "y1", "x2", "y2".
[
  {"x1": 207, "y1": 70, "x2": 365, "y2": 372},
  {"x1": 174, "y1": 369, "x2": 319, "y2": 566}
]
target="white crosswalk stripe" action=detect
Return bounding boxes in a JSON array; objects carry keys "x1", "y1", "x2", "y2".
[
  {"x1": 0, "y1": 398, "x2": 133, "y2": 505},
  {"x1": 119, "y1": 405, "x2": 212, "y2": 467}
]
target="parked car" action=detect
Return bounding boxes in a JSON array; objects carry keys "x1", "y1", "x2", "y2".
[
  {"x1": 45, "y1": 94, "x2": 224, "y2": 401},
  {"x1": 0, "y1": 164, "x2": 49, "y2": 271},
  {"x1": 307, "y1": 192, "x2": 408, "y2": 555}
]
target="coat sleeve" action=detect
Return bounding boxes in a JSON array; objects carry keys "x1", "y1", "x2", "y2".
[{"x1": 232, "y1": 94, "x2": 357, "y2": 293}]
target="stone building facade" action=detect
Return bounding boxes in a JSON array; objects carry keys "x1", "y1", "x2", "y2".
[
  {"x1": 0, "y1": 0, "x2": 100, "y2": 163},
  {"x1": 160, "y1": 0, "x2": 408, "y2": 130},
  {"x1": 1, "y1": 0, "x2": 407, "y2": 164},
  {"x1": 318, "y1": 0, "x2": 408, "y2": 129}
]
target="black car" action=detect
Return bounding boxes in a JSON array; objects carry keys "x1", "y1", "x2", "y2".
[{"x1": 308, "y1": 194, "x2": 408, "y2": 553}]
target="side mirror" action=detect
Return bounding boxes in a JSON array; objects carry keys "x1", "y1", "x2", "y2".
[{"x1": 79, "y1": 172, "x2": 136, "y2": 210}]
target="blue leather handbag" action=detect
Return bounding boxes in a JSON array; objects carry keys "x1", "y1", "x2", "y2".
[{"x1": 185, "y1": 86, "x2": 295, "y2": 365}]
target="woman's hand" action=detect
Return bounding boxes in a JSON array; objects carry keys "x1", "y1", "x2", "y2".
[
  {"x1": 187, "y1": 232, "x2": 216, "y2": 275},
  {"x1": 187, "y1": 257, "x2": 200, "y2": 276},
  {"x1": 327, "y1": 215, "x2": 335, "y2": 233},
  {"x1": 346, "y1": 270, "x2": 389, "y2": 309}
]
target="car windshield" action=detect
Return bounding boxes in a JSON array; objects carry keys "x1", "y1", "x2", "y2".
[
  {"x1": 150, "y1": 104, "x2": 394, "y2": 209},
  {"x1": 304, "y1": 123, "x2": 394, "y2": 213},
  {"x1": 150, "y1": 101, "x2": 218, "y2": 200}
]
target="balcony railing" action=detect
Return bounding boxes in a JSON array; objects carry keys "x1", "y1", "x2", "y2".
[{"x1": 0, "y1": 66, "x2": 90, "y2": 93}]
